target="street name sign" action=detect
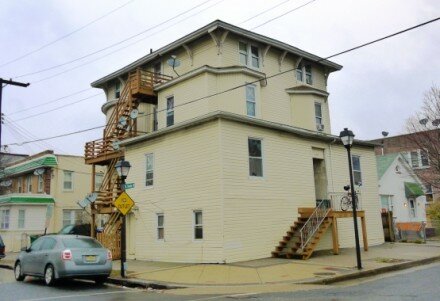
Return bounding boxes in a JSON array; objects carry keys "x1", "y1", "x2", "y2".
[{"x1": 124, "y1": 183, "x2": 135, "y2": 190}]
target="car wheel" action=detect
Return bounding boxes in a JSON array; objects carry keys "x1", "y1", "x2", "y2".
[
  {"x1": 94, "y1": 276, "x2": 108, "y2": 285},
  {"x1": 14, "y1": 262, "x2": 25, "y2": 281},
  {"x1": 44, "y1": 264, "x2": 56, "y2": 286}
]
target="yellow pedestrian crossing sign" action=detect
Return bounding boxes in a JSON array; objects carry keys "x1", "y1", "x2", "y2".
[{"x1": 114, "y1": 191, "x2": 135, "y2": 215}]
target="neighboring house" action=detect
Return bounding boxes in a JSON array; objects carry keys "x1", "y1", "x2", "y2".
[
  {"x1": 377, "y1": 153, "x2": 427, "y2": 223},
  {"x1": 0, "y1": 150, "x2": 98, "y2": 251},
  {"x1": 86, "y1": 20, "x2": 384, "y2": 263},
  {"x1": 371, "y1": 132, "x2": 439, "y2": 202}
]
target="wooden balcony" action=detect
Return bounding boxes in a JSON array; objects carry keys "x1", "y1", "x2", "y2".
[
  {"x1": 129, "y1": 68, "x2": 172, "y2": 102},
  {"x1": 84, "y1": 138, "x2": 123, "y2": 165}
]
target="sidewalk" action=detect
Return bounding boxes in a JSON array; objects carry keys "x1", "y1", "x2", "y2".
[{"x1": 2, "y1": 242, "x2": 440, "y2": 288}]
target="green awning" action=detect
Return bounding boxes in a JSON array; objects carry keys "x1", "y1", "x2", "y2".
[
  {"x1": 0, "y1": 195, "x2": 55, "y2": 205},
  {"x1": 404, "y1": 182, "x2": 424, "y2": 198},
  {"x1": 0, "y1": 155, "x2": 57, "y2": 179}
]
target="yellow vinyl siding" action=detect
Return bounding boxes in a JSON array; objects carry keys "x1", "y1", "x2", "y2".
[{"x1": 124, "y1": 120, "x2": 224, "y2": 263}]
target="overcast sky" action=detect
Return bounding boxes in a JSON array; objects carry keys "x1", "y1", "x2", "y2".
[{"x1": 0, "y1": 0, "x2": 438, "y2": 156}]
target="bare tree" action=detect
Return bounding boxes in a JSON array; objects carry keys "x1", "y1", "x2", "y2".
[{"x1": 406, "y1": 84, "x2": 440, "y2": 192}]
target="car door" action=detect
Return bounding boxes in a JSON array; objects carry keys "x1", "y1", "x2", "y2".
[
  {"x1": 22, "y1": 237, "x2": 44, "y2": 274},
  {"x1": 35, "y1": 238, "x2": 57, "y2": 275}
]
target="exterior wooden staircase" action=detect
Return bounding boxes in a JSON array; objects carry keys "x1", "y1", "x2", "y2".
[
  {"x1": 272, "y1": 201, "x2": 332, "y2": 260},
  {"x1": 84, "y1": 68, "x2": 171, "y2": 258}
]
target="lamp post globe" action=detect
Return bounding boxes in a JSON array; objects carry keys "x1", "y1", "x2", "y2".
[
  {"x1": 339, "y1": 127, "x2": 355, "y2": 149},
  {"x1": 115, "y1": 159, "x2": 131, "y2": 179}
]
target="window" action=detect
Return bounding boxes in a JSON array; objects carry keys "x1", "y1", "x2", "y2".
[
  {"x1": 166, "y1": 96, "x2": 174, "y2": 127},
  {"x1": 157, "y1": 213, "x2": 164, "y2": 240},
  {"x1": 239, "y1": 42, "x2": 259, "y2": 68},
  {"x1": 145, "y1": 153, "x2": 154, "y2": 187},
  {"x1": 0, "y1": 209, "x2": 10, "y2": 229},
  {"x1": 410, "y1": 149, "x2": 430, "y2": 168},
  {"x1": 153, "y1": 62, "x2": 162, "y2": 83},
  {"x1": 305, "y1": 64, "x2": 313, "y2": 84},
  {"x1": 17, "y1": 178, "x2": 22, "y2": 193},
  {"x1": 380, "y1": 195, "x2": 393, "y2": 212},
  {"x1": 246, "y1": 85, "x2": 256, "y2": 117},
  {"x1": 315, "y1": 102, "x2": 322, "y2": 126},
  {"x1": 115, "y1": 81, "x2": 121, "y2": 99},
  {"x1": 26, "y1": 175, "x2": 32, "y2": 193},
  {"x1": 296, "y1": 64, "x2": 303, "y2": 81},
  {"x1": 409, "y1": 199, "x2": 416, "y2": 218},
  {"x1": 194, "y1": 211, "x2": 203, "y2": 240},
  {"x1": 94, "y1": 173, "x2": 104, "y2": 191},
  {"x1": 63, "y1": 171, "x2": 73, "y2": 191},
  {"x1": 351, "y1": 155, "x2": 362, "y2": 186},
  {"x1": 41, "y1": 238, "x2": 57, "y2": 250},
  {"x1": 18, "y1": 209, "x2": 25, "y2": 229},
  {"x1": 62, "y1": 209, "x2": 81, "y2": 227},
  {"x1": 248, "y1": 138, "x2": 263, "y2": 177},
  {"x1": 38, "y1": 175, "x2": 44, "y2": 193}
]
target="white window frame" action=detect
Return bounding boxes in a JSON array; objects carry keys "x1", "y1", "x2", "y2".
[
  {"x1": 145, "y1": 153, "x2": 154, "y2": 188},
  {"x1": 62, "y1": 209, "x2": 81, "y2": 227},
  {"x1": 314, "y1": 102, "x2": 323, "y2": 126},
  {"x1": 305, "y1": 64, "x2": 313, "y2": 84},
  {"x1": 18, "y1": 209, "x2": 25, "y2": 229},
  {"x1": 115, "y1": 81, "x2": 121, "y2": 99},
  {"x1": 38, "y1": 175, "x2": 44, "y2": 193},
  {"x1": 296, "y1": 63, "x2": 313, "y2": 85},
  {"x1": 63, "y1": 171, "x2": 74, "y2": 191},
  {"x1": 157, "y1": 213, "x2": 164, "y2": 240},
  {"x1": 238, "y1": 41, "x2": 260, "y2": 69},
  {"x1": 410, "y1": 149, "x2": 429, "y2": 169},
  {"x1": 351, "y1": 155, "x2": 362, "y2": 186},
  {"x1": 246, "y1": 84, "x2": 256, "y2": 117},
  {"x1": 166, "y1": 96, "x2": 174, "y2": 127},
  {"x1": 248, "y1": 138, "x2": 264, "y2": 178},
  {"x1": 408, "y1": 198, "x2": 416, "y2": 218},
  {"x1": 26, "y1": 175, "x2": 32, "y2": 193},
  {"x1": 193, "y1": 210, "x2": 203, "y2": 240},
  {"x1": 0, "y1": 209, "x2": 10, "y2": 229}
]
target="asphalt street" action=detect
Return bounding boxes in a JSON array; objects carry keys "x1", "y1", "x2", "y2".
[{"x1": 0, "y1": 262, "x2": 439, "y2": 300}]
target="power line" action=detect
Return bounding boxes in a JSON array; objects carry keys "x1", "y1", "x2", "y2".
[
  {"x1": 238, "y1": 0, "x2": 294, "y2": 25},
  {"x1": 13, "y1": 0, "x2": 216, "y2": 79},
  {"x1": 4, "y1": 16, "x2": 439, "y2": 147},
  {"x1": 0, "y1": 0, "x2": 135, "y2": 69}
]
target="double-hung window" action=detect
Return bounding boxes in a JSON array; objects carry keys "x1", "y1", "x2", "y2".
[
  {"x1": 351, "y1": 155, "x2": 362, "y2": 186},
  {"x1": 239, "y1": 42, "x2": 260, "y2": 69},
  {"x1": 410, "y1": 149, "x2": 429, "y2": 168},
  {"x1": 145, "y1": 153, "x2": 154, "y2": 187},
  {"x1": 296, "y1": 63, "x2": 313, "y2": 84},
  {"x1": 26, "y1": 175, "x2": 32, "y2": 193},
  {"x1": 194, "y1": 210, "x2": 203, "y2": 240},
  {"x1": 38, "y1": 175, "x2": 44, "y2": 193},
  {"x1": 166, "y1": 96, "x2": 174, "y2": 127},
  {"x1": 63, "y1": 171, "x2": 73, "y2": 191},
  {"x1": 63, "y1": 209, "x2": 81, "y2": 227},
  {"x1": 409, "y1": 199, "x2": 416, "y2": 218},
  {"x1": 0, "y1": 209, "x2": 10, "y2": 229},
  {"x1": 246, "y1": 85, "x2": 256, "y2": 117},
  {"x1": 115, "y1": 81, "x2": 121, "y2": 99},
  {"x1": 296, "y1": 64, "x2": 303, "y2": 81},
  {"x1": 248, "y1": 138, "x2": 263, "y2": 177},
  {"x1": 17, "y1": 178, "x2": 22, "y2": 193},
  {"x1": 305, "y1": 64, "x2": 313, "y2": 84},
  {"x1": 315, "y1": 102, "x2": 323, "y2": 127},
  {"x1": 157, "y1": 213, "x2": 164, "y2": 240},
  {"x1": 18, "y1": 209, "x2": 25, "y2": 229}
]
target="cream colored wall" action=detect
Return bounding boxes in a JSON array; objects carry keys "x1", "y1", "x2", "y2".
[
  {"x1": 219, "y1": 120, "x2": 383, "y2": 262},
  {"x1": 51, "y1": 156, "x2": 95, "y2": 231},
  {"x1": 124, "y1": 120, "x2": 224, "y2": 263},
  {"x1": 290, "y1": 94, "x2": 330, "y2": 133}
]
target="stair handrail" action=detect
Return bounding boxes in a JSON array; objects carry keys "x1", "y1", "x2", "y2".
[{"x1": 299, "y1": 200, "x2": 331, "y2": 250}]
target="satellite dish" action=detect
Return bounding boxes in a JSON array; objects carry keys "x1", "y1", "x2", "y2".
[
  {"x1": 381, "y1": 131, "x2": 389, "y2": 137},
  {"x1": 112, "y1": 141, "x2": 120, "y2": 150},
  {"x1": 130, "y1": 109, "x2": 139, "y2": 119},
  {"x1": 34, "y1": 168, "x2": 45, "y2": 176},
  {"x1": 167, "y1": 55, "x2": 181, "y2": 68},
  {"x1": 432, "y1": 119, "x2": 440, "y2": 127},
  {"x1": 0, "y1": 180, "x2": 12, "y2": 187},
  {"x1": 419, "y1": 118, "x2": 429, "y2": 126},
  {"x1": 119, "y1": 116, "x2": 127, "y2": 127}
]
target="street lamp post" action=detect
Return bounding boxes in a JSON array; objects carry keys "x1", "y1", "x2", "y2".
[
  {"x1": 115, "y1": 159, "x2": 131, "y2": 278},
  {"x1": 339, "y1": 128, "x2": 362, "y2": 270}
]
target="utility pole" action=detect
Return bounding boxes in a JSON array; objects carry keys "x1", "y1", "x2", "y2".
[{"x1": 0, "y1": 78, "x2": 30, "y2": 153}]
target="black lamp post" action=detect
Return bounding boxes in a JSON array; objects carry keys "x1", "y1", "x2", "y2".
[
  {"x1": 115, "y1": 159, "x2": 131, "y2": 278},
  {"x1": 339, "y1": 128, "x2": 362, "y2": 270}
]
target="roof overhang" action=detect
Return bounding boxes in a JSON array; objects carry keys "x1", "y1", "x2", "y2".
[
  {"x1": 91, "y1": 20, "x2": 342, "y2": 88},
  {"x1": 0, "y1": 154, "x2": 57, "y2": 179},
  {"x1": 0, "y1": 194, "x2": 55, "y2": 205}
]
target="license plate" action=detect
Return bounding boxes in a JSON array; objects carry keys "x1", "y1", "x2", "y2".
[{"x1": 85, "y1": 255, "x2": 96, "y2": 262}]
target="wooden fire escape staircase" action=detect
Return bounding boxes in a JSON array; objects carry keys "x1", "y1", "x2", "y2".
[
  {"x1": 272, "y1": 201, "x2": 332, "y2": 260},
  {"x1": 84, "y1": 68, "x2": 172, "y2": 258}
]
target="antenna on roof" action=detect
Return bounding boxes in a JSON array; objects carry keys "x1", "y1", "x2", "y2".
[{"x1": 167, "y1": 55, "x2": 180, "y2": 76}]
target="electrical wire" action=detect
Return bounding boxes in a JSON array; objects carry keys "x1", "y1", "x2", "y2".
[
  {"x1": 238, "y1": 0, "x2": 294, "y2": 25},
  {"x1": 0, "y1": 0, "x2": 135, "y2": 69},
  {"x1": 4, "y1": 16, "x2": 440, "y2": 147}
]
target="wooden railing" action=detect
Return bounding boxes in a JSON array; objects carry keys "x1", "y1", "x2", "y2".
[
  {"x1": 129, "y1": 68, "x2": 172, "y2": 92},
  {"x1": 85, "y1": 138, "x2": 118, "y2": 161}
]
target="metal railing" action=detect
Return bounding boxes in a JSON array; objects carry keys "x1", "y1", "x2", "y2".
[{"x1": 299, "y1": 200, "x2": 331, "y2": 250}]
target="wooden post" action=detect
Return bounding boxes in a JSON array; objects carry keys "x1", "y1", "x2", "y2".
[
  {"x1": 361, "y1": 215, "x2": 368, "y2": 251},
  {"x1": 331, "y1": 216, "x2": 339, "y2": 255}
]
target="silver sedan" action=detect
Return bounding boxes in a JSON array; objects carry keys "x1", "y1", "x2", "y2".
[{"x1": 14, "y1": 234, "x2": 112, "y2": 286}]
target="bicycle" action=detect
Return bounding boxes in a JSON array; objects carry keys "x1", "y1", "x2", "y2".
[{"x1": 340, "y1": 185, "x2": 359, "y2": 211}]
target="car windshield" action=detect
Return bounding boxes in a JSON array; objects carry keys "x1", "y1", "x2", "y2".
[
  {"x1": 62, "y1": 237, "x2": 102, "y2": 249},
  {"x1": 58, "y1": 225, "x2": 75, "y2": 234},
  {"x1": 0, "y1": 236, "x2": 4, "y2": 245}
]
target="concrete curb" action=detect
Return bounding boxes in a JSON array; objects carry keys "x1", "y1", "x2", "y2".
[
  {"x1": 106, "y1": 276, "x2": 184, "y2": 290},
  {"x1": 0, "y1": 263, "x2": 13, "y2": 270},
  {"x1": 302, "y1": 255, "x2": 440, "y2": 285}
]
